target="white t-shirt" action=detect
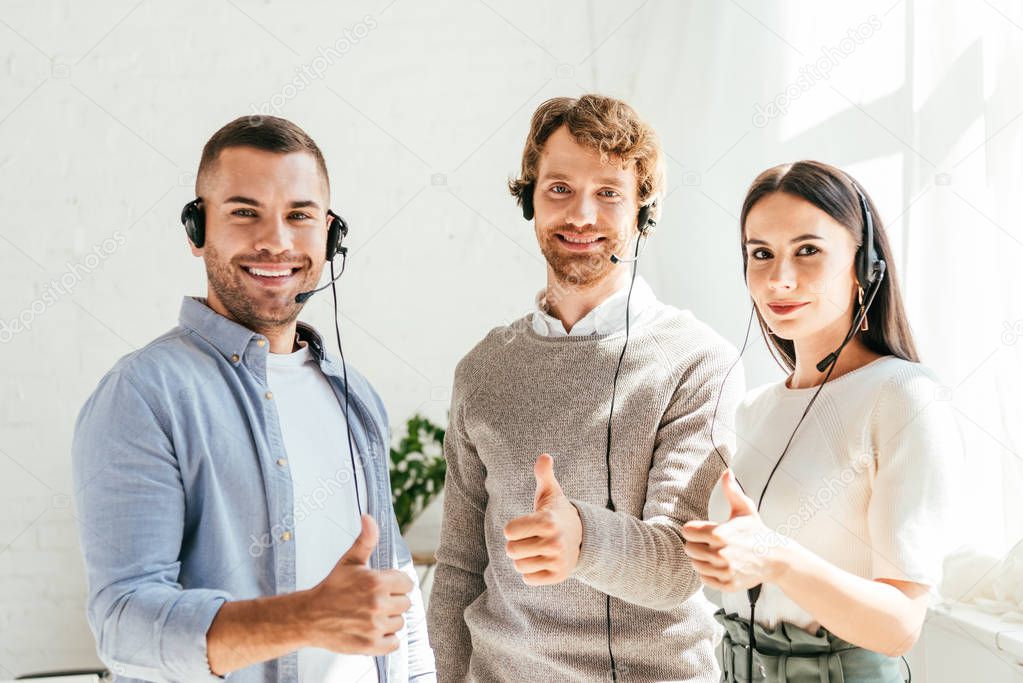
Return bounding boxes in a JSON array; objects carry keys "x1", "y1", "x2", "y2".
[
  {"x1": 266, "y1": 342, "x2": 375, "y2": 682},
  {"x1": 708, "y1": 356, "x2": 964, "y2": 632}
]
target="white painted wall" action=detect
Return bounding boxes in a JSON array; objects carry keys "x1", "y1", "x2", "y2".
[{"x1": 2, "y1": 0, "x2": 1019, "y2": 678}]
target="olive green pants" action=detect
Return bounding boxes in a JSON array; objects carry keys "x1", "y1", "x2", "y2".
[{"x1": 714, "y1": 609, "x2": 905, "y2": 683}]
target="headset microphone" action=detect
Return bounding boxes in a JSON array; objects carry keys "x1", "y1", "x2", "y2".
[
  {"x1": 816, "y1": 260, "x2": 886, "y2": 373},
  {"x1": 295, "y1": 246, "x2": 348, "y2": 304},
  {"x1": 610, "y1": 219, "x2": 655, "y2": 264}
]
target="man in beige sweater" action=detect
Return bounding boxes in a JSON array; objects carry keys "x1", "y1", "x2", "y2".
[{"x1": 427, "y1": 94, "x2": 743, "y2": 682}]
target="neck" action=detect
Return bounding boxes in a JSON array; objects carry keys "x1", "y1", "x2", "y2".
[
  {"x1": 544, "y1": 265, "x2": 631, "y2": 334},
  {"x1": 789, "y1": 317, "x2": 881, "y2": 389},
  {"x1": 260, "y1": 324, "x2": 300, "y2": 354},
  {"x1": 205, "y1": 292, "x2": 300, "y2": 354}
]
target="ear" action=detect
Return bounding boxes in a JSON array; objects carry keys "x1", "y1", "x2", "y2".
[{"x1": 188, "y1": 239, "x2": 203, "y2": 257}]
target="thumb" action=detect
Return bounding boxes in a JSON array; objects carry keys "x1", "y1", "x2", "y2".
[
  {"x1": 339, "y1": 514, "x2": 379, "y2": 566},
  {"x1": 534, "y1": 453, "x2": 564, "y2": 510},
  {"x1": 722, "y1": 469, "x2": 756, "y2": 518}
]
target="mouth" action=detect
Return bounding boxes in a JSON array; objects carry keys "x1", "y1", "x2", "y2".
[
  {"x1": 554, "y1": 232, "x2": 606, "y2": 252},
  {"x1": 240, "y1": 264, "x2": 303, "y2": 288},
  {"x1": 767, "y1": 301, "x2": 811, "y2": 316}
]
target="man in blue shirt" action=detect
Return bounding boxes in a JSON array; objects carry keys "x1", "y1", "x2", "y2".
[{"x1": 72, "y1": 116, "x2": 435, "y2": 682}]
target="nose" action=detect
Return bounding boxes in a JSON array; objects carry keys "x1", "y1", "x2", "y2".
[
  {"x1": 766, "y1": 256, "x2": 797, "y2": 291},
  {"x1": 565, "y1": 193, "x2": 598, "y2": 229},
  {"x1": 252, "y1": 214, "x2": 294, "y2": 254}
]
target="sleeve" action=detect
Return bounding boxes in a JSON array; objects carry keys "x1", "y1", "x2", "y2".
[
  {"x1": 376, "y1": 392, "x2": 438, "y2": 683},
  {"x1": 867, "y1": 368, "x2": 965, "y2": 587},
  {"x1": 426, "y1": 360, "x2": 489, "y2": 683},
  {"x1": 71, "y1": 371, "x2": 232, "y2": 683},
  {"x1": 392, "y1": 516, "x2": 437, "y2": 682},
  {"x1": 570, "y1": 341, "x2": 745, "y2": 610}
]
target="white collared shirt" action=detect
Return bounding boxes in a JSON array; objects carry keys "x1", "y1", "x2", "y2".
[{"x1": 531, "y1": 276, "x2": 658, "y2": 337}]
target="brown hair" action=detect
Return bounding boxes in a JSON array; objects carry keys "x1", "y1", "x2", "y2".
[
  {"x1": 196, "y1": 115, "x2": 329, "y2": 195},
  {"x1": 508, "y1": 95, "x2": 666, "y2": 221},
  {"x1": 739, "y1": 160, "x2": 919, "y2": 370}
]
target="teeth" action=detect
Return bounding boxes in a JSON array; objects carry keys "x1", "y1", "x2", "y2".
[
  {"x1": 246, "y1": 267, "x2": 292, "y2": 277},
  {"x1": 563, "y1": 235, "x2": 599, "y2": 244}
]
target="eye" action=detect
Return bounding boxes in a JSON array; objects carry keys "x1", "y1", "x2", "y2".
[
  {"x1": 288, "y1": 212, "x2": 313, "y2": 220},
  {"x1": 598, "y1": 189, "x2": 621, "y2": 199},
  {"x1": 796, "y1": 244, "x2": 820, "y2": 256},
  {"x1": 232, "y1": 208, "x2": 256, "y2": 217},
  {"x1": 750, "y1": 248, "x2": 772, "y2": 260},
  {"x1": 550, "y1": 184, "x2": 570, "y2": 194}
]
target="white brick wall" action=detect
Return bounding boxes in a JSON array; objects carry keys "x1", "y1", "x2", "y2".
[{"x1": 0, "y1": 0, "x2": 928, "y2": 676}]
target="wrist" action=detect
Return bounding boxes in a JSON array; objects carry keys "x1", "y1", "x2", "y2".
[
  {"x1": 765, "y1": 535, "x2": 803, "y2": 585},
  {"x1": 285, "y1": 587, "x2": 319, "y2": 649}
]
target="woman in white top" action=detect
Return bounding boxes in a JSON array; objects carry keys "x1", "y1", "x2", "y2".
[{"x1": 681, "y1": 160, "x2": 961, "y2": 682}]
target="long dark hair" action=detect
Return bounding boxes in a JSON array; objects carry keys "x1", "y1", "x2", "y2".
[{"x1": 739, "y1": 160, "x2": 919, "y2": 371}]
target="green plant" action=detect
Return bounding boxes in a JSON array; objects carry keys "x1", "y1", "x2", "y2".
[{"x1": 389, "y1": 413, "x2": 446, "y2": 535}]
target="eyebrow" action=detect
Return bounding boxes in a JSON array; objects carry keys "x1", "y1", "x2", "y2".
[
  {"x1": 223, "y1": 196, "x2": 322, "y2": 210},
  {"x1": 745, "y1": 233, "x2": 824, "y2": 246},
  {"x1": 538, "y1": 172, "x2": 627, "y2": 188}
]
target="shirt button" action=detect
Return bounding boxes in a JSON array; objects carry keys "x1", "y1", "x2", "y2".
[
  {"x1": 280, "y1": 531, "x2": 292, "y2": 542},
  {"x1": 256, "y1": 339, "x2": 266, "y2": 347},
  {"x1": 276, "y1": 458, "x2": 287, "y2": 467},
  {"x1": 265, "y1": 391, "x2": 274, "y2": 400},
  {"x1": 230, "y1": 354, "x2": 240, "y2": 363}
]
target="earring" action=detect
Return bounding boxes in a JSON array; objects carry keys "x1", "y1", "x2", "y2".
[{"x1": 858, "y1": 286, "x2": 869, "y2": 332}]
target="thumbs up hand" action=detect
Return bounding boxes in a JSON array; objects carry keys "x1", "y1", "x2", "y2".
[
  {"x1": 722, "y1": 468, "x2": 757, "y2": 519},
  {"x1": 503, "y1": 454, "x2": 583, "y2": 586},
  {"x1": 305, "y1": 515, "x2": 415, "y2": 655},
  {"x1": 681, "y1": 470, "x2": 789, "y2": 592}
]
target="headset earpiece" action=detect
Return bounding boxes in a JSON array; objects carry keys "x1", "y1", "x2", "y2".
[
  {"x1": 637, "y1": 202, "x2": 657, "y2": 236},
  {"x1": 326, "y1": 210, "x2": 349, "y2": 261},
  {"x1": 851, "y1": 182, "x2": 884, "y2": 290},
  {"x1": 520, "y1": 183, "x2": 535, "y2": 221},
  {"x1": 181, "y1": 199, "x2": 205, "y2": 248}
]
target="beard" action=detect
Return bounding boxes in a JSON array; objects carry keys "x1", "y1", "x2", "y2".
[
  {"x1": 202, "y1": 243, "x2": 318, "y2": 333},
  {"x1": 537, "y1": 224, "x2": 628, "y2": 288}
]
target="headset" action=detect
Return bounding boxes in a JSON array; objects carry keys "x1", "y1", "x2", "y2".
[
  {"x1": 180, "y1": 197, "x2": 349, "y2": 264},
  {"x1": 518, "y1": 182, "x2": 657, "y2": 238},
  {"x1": 519, "y1": 181, "x2": 655, "y2": 682},
  {"x1": 707, "y1": 176, "x2": 911, "y2": 682}
]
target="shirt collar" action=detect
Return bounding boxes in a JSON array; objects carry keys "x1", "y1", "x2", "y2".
[
  {"x1": 178, "y1": 296, "x2": 330, "y2": 364},
  {"x1": 531, "y1": 276, "x2": 657, "y2": 337}
]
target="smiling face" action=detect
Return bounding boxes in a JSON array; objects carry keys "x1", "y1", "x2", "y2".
[
  {"x1": 190, "y1": 145, "x2": 330, "y2": 334},
  {"x1": 743, "y1": 191, "x2": 860, "y2": 344},
  {"x1": 532, "y1": 125, "x2": 640, "y2": 287}
]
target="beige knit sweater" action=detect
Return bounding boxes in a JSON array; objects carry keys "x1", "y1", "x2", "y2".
[{"x1": 427, "y1": 303, "x2": 744, "y2": 682}]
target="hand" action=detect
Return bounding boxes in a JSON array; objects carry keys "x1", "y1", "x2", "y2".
[
  {"x1": 305, "y1": 515, "x2": 414, "y2": 655},
  {"x1": 503, "y1": 454, "x2": 583, "y2": 586},
  {"x1": 681, "y1": 470, "x2": 788, "y2": 592}
]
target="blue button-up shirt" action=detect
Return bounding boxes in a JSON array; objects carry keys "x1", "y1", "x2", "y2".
[{"x1": 72, "y1": 297, "x2": 436, "y2": 683}]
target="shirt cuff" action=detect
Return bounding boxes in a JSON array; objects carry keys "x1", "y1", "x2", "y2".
[
  {"x1": 570, "y1": 499, "x2": 620, "y2": 583},
  {"x1": 162, "y1": 589, "x2": 232, "y2": 682}
]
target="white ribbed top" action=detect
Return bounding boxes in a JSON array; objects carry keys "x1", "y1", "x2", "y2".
[{"x1": 710, "y1": 356, "x2": 965, "y2": 631}]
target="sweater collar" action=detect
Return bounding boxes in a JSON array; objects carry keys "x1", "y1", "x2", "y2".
[{"x1": 531, "y1": 276, "x2": 656, "y2": 337}]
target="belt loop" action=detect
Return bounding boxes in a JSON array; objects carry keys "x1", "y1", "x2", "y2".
[
  {"x1": 777, "y1": 653, "x2": 787, "y2": 683},
  {"x1": 818, "y1": 653, "x2": 830, "y2": 683}
]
